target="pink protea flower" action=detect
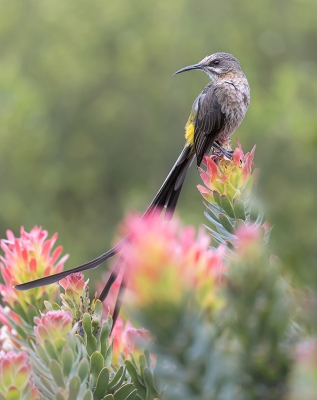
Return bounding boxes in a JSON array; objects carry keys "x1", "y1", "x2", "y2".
[
  {"x1": 0, "y1": 351, "x2": 39, "y2": 399},
  {"x1": 60, "y1": 272, "x2": 86, "y2": 304},
  {"x1": 0, "y1": 226, "x2": 68, "y2": 309},
  {"x1": 111, "y1": 317, "x2": 153, "y2": 363},
  {"x1": 117, "y1": 211, "x2": 225, "y2": 308},
  {"x1": 34, "y1": 310, "x2": 73, "y2": 349},
  {"x1": 197, "y1": 139, "x2": 256, "y2": 203}
]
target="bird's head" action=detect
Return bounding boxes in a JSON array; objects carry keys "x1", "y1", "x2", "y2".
[{"x1": 173, "y1": 52, "x2": 242, "y2": 80}]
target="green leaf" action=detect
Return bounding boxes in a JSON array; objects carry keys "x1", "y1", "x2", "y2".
[
  {"x1": 125, "y1": 360, "x2": 146, "y2": 398},
  {"x1": 212, "y1": 190, "x2": 222, "y2": 207},
  {"x1": 56, "y1": 393, "x2": 66, "y2": 400},
  {"x1": 83, "y1": 390, "x2": 94, "y2": 400},
  {"x1": 62, "y1": 346, "x2": 74, "y2": 377},
  {"x1": 108, "y1": 366, "x2": 125, "y2": 390},
  {"x1": 52, "y1": 302, "x2": 62, "y2": 311},
  {"x1": 14, "y1": 325, "x2": 28, "y2": 340},
  {"x1": 6, "y1": 386, "x2": 20, "y2": 400},
  {"x1": 234, "y1": 219, "x2": 247, "y2": 232},
  {"x1": 44, "y1": 300, "x2": 53, "y2": 311},
  {"x1": 54, "y1": 337, "x2": 67, "y2": 358},
  {"x1": 92, "y1": 300, "x2": 103, "y2": 329},
  {"x1": 100, "y1": 319, "x2": 112, "y2": 357},
  {"x1": 139, "y1": 355, "x2": 146, "y2": 377},
  {"x1": 108, "y1": 366, "x2": 125, "y2": 393},
  {"x1": 40, "y1": 374, "x2": 54, "y2": 393},
  {"x1": 78, "y1": 358, "x2": 90, "y2": 382},
  {"x1": 83, "y1": 313, "x2": 93, "y2": 335},
  {"x1": 104, "y1": 341, "x2": 113, "y2": 368},
  {"x1": 76, "y1": 334, "x2": 85, "y2": 345},
  {"x1": 67, "y1": 375, "x2": 81, "y2": 400},
  {"x1": 44, "y1": 339, "x2": 58, "y2": 360},
  {"x1": 218, "y1": 213, "x2": 234, "y2": 234},
  {"x1": 26, "y1": 304, "x2": 40, "y2": 325},
  {"x1": 113, "y1": 384, "x2": 135, "y2": 400},
  {"x1": 94, "y1": 368, "x2": 110, "y2": 400},
  {"x1": 125, "y1": 391, "x2": 137, "y2": 400},
  {"x1": 50, "y1": 359, "x2": 66, "y2": 388},
  {"x1": 102, "y1": 396, "x2": 114, "y2": 400},
  {"x1": 12, "y1": 301, "x2": 28, "y2": 321},
  {"x1": 82, "y1": 313, "x2": 97, "y2": 356},
  {"x1": 90, "y1": 351, "x2": 105, "y2": 384},
  {"x1": 83, "y1": 313, "x2": 97, "y2": 356},
  {"x1": 233, "y1": 199, "x2": 246, "y2": 220},
  {"x1": 143, "y1": 368, "x2": 159, "y2": 400},
  {"x1": 220, "y1": 195, "x2": 235, "y2": 218},
  {"x1": 144, "y1": 350, "x2": 151, "y2": 368}
]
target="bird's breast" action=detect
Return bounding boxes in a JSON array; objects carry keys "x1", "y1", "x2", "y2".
[{"x1": 215, "y1": 79, "x2": 250, "y2": 139}]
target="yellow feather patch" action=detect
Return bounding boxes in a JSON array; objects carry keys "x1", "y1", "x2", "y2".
[{"x1": 185, "y1": 121, "x2": 195, "y2": 145}]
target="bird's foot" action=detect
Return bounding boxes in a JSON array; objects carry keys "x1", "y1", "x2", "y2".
[{"x1": 213, "y1": 142, "x2": 234, "y2": 160}]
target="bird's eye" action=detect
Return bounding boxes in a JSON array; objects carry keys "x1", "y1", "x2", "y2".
[{"x1": 213, "y1": 60, "x2": 220, "y2": 65}]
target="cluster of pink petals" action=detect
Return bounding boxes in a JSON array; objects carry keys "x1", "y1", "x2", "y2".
[
  {"x1": 0, "y1": 351, "x2": 39, "y2": 399},
  {"x1": 111, "y1": 317, "x2": 152, "y2": 361},
  {"x1": 118, "y1": 211, "x2": 225, "y2": 306},
  {"x1": 0, "y1": 226, "x2": 68, "y2": 308},
  {"x1": 59, "y1": 272, "x2": 87, "y2": 304},
  {"x1": 34, "y1": 310, "x2": 73, "y2": 348},
  {"x1": 197, "y1": 139, "x2": 256, "y2": 202}
]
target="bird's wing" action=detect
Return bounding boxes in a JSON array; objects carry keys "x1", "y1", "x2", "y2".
[{"x1": 194, "y1": 86, "x2": 225, "y2": 166}]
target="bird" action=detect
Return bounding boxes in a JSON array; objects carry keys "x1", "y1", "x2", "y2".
[{"x1": 15, "y1": 52, "x2": 250, "y2": 305}]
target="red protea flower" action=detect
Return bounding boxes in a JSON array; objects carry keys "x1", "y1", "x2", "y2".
[
  {"x1": 0, "y1": 226, "x2": 68, "y2": 309},
  {"x1": 0, "y1": 351, "x2": 39, "y2": 399}
]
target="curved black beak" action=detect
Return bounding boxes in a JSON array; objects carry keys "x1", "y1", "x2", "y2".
[{"x1": 172, "y1": 63, "x2": 203, "y2": 76}]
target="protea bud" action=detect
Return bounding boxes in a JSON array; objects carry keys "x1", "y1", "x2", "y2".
[
  {"x1": 34, "y1": 310, "x2": 73, "y2": 350},
  {"x1": 59, "y1": 272, "x2": 89, "y2": 322},
  {"x1": 0, "y1": 351, "x2": 39, "y2": 399}
]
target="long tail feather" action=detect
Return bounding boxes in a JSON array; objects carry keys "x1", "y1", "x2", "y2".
[{"x1": 14, "y1": 145, "x2": 194, "y2": 291}]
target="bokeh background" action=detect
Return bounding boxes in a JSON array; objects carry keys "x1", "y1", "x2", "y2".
[{"x1": 0, "y1": 0, "x2": 317, "y2": 286}]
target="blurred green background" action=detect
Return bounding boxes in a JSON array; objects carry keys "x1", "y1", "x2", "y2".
[{"x1": 0, "y1": 0, "x2": 317, "y2": 286}]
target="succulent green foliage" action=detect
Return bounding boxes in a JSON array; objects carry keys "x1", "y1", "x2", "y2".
[
  {"x1": 12, "y1": 300, "x2": 42, "y2": 326},
  {"x1": 136, "y1": 244, "x2": 294, "y2": 400},
  {"x1": 125, "y1": 351, "x2": 159, "y2": 400},
  {"x1": 224, "y1": 245, "x2": 293, "y2": 399},
  {"x1": 204, "y1": 191, "x2": 270, "y2": 251},
  {"x1": 27, "y1": 331, "x2": 93, "y2": 399}
]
